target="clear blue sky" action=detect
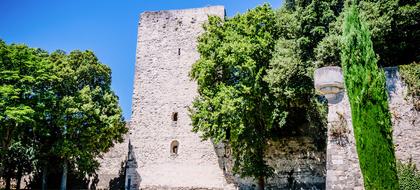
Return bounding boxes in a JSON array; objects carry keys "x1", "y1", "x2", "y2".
[{"x1": 0, "y1": 0, "x2": 283, "y2": 120}]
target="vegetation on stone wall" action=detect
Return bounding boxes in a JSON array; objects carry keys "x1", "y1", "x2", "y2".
[
  {"x1": 191, "y1": 2, "x2": 329, "y2": 189},
  {"x1": 341, "y1": 3, "x2": 399, "y2": 189},
  {"x1": 397, "y1": 159, "x2": 420, "y2": 190},
  {"x1": 399, "y1": 62, "x2": 420, "y2": 110},
  {"x1": 0, "y1": 40, "x2": 127, "y2": 190},
  {"x1": 330, "y1": 112, "x2": 349, "y2": 146}
]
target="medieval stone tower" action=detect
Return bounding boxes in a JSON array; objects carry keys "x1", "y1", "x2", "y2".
[
  {"x1": 97, "y1": 5, "x2": 420, "y2": 190},
  {"x1": 129, "y1": 6, "x2": 231, "y2": 189}
]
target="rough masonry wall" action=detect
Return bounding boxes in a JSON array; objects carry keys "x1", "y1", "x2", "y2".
[
  {"x1": 213, "y1": 136, "x2": 326, "y2": 190},
  {"x1": 265, "y1": 138, "x2": 326, "y2": 189},
  {"x1": 386, "y1": 67, "x2": 420, "y2": 167},
  {"x1": 130, "y1": 6, "x2": 233, "y2": 189},
  {"x1": 325, "y1": 91, "x2": 364, "y2": 190},
  {"x1": 97, "y1": 6, "x2": 419, "y2": 190}
]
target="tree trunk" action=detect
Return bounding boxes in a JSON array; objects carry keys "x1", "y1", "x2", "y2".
[
  {"x1": 16, "y1": 165, "x2": 22, "y2": 190},
  {"x1": 5, "y1": 176, "x2": 11, "y2": 190},
  {"x1": 42, "y1": 165, "x2": 47, "y2": 190},
  {"x1": 60, "y1": 160, "x2": 68, "y2": 190},
  {"x1": 257, "y1": 176, "x2": 265, "y2": 190}
]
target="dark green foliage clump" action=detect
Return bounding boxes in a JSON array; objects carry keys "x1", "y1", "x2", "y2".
[
  {"x1": 341, "y1": 3, "x2": 399, "y2": 189},
  {"x1": 316, "y1": 0, "x2": 420, "y2": 67},
  {"x1": 399, "y1": 62, "x2": 420, "y2": 110},
  {"x1": 267, "y1": 0, "x2": 334, "y2": 147},
  {"x1": 397, "y1": 159, "x2": 420, "y2": 190}
]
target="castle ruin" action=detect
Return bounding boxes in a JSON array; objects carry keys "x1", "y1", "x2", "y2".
[{"x1": 97, "y1": 6, "x2": 420, "y2": 190}]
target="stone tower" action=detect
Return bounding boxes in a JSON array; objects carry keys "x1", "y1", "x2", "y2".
[
  {"x1": 130, "y1": 6, "x2": 231, "y2": 189},
  {"x1": 97, "y1": 5, "x2": 419, "y2": 190}
]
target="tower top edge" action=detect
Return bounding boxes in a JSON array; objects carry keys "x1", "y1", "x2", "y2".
[{"x1": 139, "y1": 5, "x2": 225, "y2": 17}]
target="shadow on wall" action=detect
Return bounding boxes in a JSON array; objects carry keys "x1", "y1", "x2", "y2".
[
  {"x1": 108, "y1": 141, "x2": 141, "y2": 190},
  {"x1": 109, "y1": 161, "x2": 126, "y2": 190},
  {"x1": 212, "y1": 141, "x2": 238, "y2": 185},
  {"x1": 385, "y1": 67, "x2": 399, "y2": 95},
  {"x1": 211, "y1": 128, "x2": 327, "y2": 190}
]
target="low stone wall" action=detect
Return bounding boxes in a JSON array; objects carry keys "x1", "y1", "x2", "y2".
[
  {"x1": 213, "y1": 136, "x2": 326, "y2": 190},
  {"x1": 265, "y1": 138, "x2": 326, "y2": 189}
]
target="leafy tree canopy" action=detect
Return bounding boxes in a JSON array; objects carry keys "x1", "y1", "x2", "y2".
[
  {"x1": 316, "y1": 0, "x2": 419, "y2": 67},
  {"x1": 0, "y1": 40, "x2": 127, "y2": 189},
  {"x1": 190, "y1": 3, "x2": 328, "y2": 188},
  {"x1": 190, "y1": 4, "x2": 280, "y2": 188}
]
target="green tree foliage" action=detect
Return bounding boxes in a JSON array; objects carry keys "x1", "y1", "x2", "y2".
[
  {"x1": 266, "y1": 0, "x2": 332, "y2": 148},
  {"x1": 190, "y1": 5, "x2": 279, "y2": 189},
  {"x1": 315, "y1": 34, "x2": 341, "y2": 67},
  {"x1": 0, "y1": 40, "x2": 127, "y2": 189},
  {"x1": 0, "y1": 40, "x2": 52, "y2": 190},
  {"x1": 277, "y1": 0, "x2": 344, "y2": 64},
  {"x1": 49, "y1": 50, "x2": 127, "y2": 190},
  {"x1": 359, "y1": 0, "x2": 419, "y2": 66},
  {"x1": 316, "y1": 0, "x2": 419, "y2": 67},
  {"x1": 341, "y1": 3, "x2": 399, "y2": 189}
]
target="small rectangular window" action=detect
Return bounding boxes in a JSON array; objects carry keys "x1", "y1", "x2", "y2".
[
  {"x1": 172, "y1": 112, "x2": 178, "y2": 121},
  {"x1": 178, "y1": 48, "x2": 181, "y2": 56}
]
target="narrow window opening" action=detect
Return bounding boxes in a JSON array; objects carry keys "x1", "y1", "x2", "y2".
[
  {"x1": 170, "y1": 140, "x2": 179, "y2": 155},
  {"x1": 173, "y1": 145, "x2": 178, "y2": 154},
  {"x1": 178, "y1": 48, "x2": 181, "y2": 56},
  {"x1": 172, "y1": 112, "x2": 178, "y2": 121}
]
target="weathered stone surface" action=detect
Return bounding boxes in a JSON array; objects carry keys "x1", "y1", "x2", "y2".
[
  {"x1": 265, "y1": 138, "x2": 326, "y2": 189},
  {"x1": 97, "y1": 124, "x2": 130, "y2": 189},
  {"x1": 325, "y1": 92, "x2": 364, "y2": 190},
  {"x1": 314, "y1": 66, "x2": 344, "y2": 104},
  {"x1": 130, "y1": 6, "x2": 231, "y2": 190},
  {"x1": 386, "y1": 67, "x2": 420, "y2": 167},
  {"x1": 125, "y1": 140, "x2": 140, "y2": 190},
  {"x1": 314, "y1": 66, "x2": 364, "y2": 189}
]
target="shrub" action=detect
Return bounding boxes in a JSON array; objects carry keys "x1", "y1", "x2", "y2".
[
  {"x1": 341, "y1": 3, "x2": 399, "y2": 189},
  {"x1": 330, "y1": 112, "x2": 349, "y2": 146},
  {"x1": 399, "y1": 62, "x2": 420, "y2": 110},
  {"x1": 397, "y1": 159, "x2": 420, "y2": 190}
]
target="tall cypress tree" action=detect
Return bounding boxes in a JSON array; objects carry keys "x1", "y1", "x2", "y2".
[{"x1": 341, "y1": 3, "x2": 399, "y2": 189}]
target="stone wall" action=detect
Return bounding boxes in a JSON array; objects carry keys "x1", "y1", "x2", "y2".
[
  {"x1": 265, "y1": 138, "x2": 326, "y2": 189},
  {"x1": 325, "y1": 92, "x2": 364, "y2": 190},
  {"x1": 386, "y1": 67, "x2": 420, "y2": 167},
  {"x1": 96, "y1": 124, "x2": 130, "y2": 189},
  {"x1": 130, "y1": 6, "x2": 232, "y2": 190},
  {"x1": 213, "y1": 136, "x2": 326, "y2": 190}
]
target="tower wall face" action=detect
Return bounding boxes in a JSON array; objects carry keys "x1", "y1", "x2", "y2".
[{"x1": 131, "y1": 6, "x2": 229, "y2": 189}]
